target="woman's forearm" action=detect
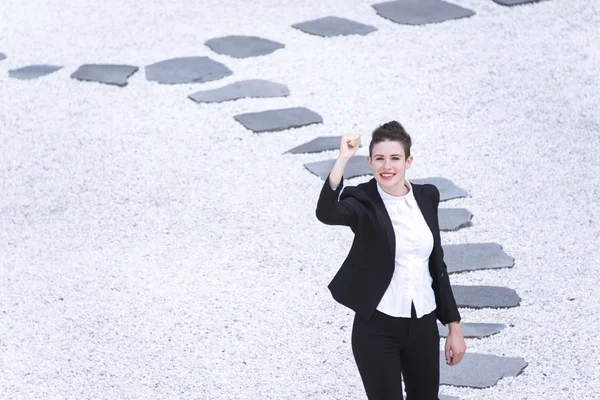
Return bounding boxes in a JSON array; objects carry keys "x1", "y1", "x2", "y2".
[{"x1": 329, "y1": 155, "x2": 351, "y2": 189}]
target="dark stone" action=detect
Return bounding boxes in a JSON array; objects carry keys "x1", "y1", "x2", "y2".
[
  {"x1": 444, "y1": 243, "x2": 515, "y2": 274},
  {"x1": 145, "y1": 56, "x2": 231, "y2": 84},
  {"x1": 440, "y1": 352, "x2": 527, "y2": 388},
  {"x1": 410, "y1": 177, "x2": 469, "y2": 201},
  {"x1": 205, "y1": 35, "x2": 284, "y2": 58},
  {"x1": 438, "y1": 208, "x2": 472, "y2": 231},
  {"x1": 453, "y1": 286, "x2": 521, "y2": 309},
  {"x1": 189, "y1": 79, "x2": 289, "y2": 103},
  {"x1": 9, "y1": 65, "x2": 63, "y2": 80},
  {"x1": 292, "y1": 16, "x2": 377, "y2": 37},
  {"x1": 373, "y1": 0, "x2": 475, "y2": 25},
  {"x1": 305, "y1": 156, "x2": 371, "y2": 180},
  {"x1": 438, "y1": 322, "x2": 506, "y2": 338},
  {"x1": 0, "y1": 53, "x2": 6, "y2": 61},
  {"x1": 285, "y1": 136, "x2": 363, "y2": 154},
  {"x1": 71, "y1": 64, "x2": 138, "y2": 86},
  {"x1": 234, "y1": 107, "x2": 322, "y2": 133},
  {"x1": 492, "y1": 0, "x2": 544, "y2": 5}
]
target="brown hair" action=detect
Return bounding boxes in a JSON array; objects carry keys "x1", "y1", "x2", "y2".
[{"x1": 369, "y1": 121, "x2": 412, "y2": 158}]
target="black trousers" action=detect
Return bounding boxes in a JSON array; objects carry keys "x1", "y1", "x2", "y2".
[{"x1": 351, "y1": 304, "x2": 440, "y2": 400}]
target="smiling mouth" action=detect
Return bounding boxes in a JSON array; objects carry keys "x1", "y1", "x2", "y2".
[{"x1": 380, "y1": 173, "x2": 395, "y2": 180}]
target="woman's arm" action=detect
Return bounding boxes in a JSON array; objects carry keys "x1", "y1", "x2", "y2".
[
  {"x1": 432, "y1": 185, "x2": 461, "y2": 323},
  {"x1": 315, "y1": 135, "x2": 362, "y2": 227},
  {"x1": 327, "y1": 154, "x2": 351, "y2": 190},
  {"x1": 432, "y1": 184, "x2": 466, "y2": 366}
]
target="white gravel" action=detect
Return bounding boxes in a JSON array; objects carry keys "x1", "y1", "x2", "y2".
[{"x1": 1, "y1": 0, "x2": 599, "y2": 399}]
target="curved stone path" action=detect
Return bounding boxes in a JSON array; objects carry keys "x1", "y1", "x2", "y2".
[
  {"x1": 372, "y1": 0, "x2": 476, "y2": 25},
  {"x1": 204, "y1": 35, "x2": 284, "y2": 58},
  {"x1": 70, "y1": 64, "x2": 138, "y2": 86},
  {"x1": 292, "y1": 16, "x2": 378, "y2": 37},
  {"x1": 0, "y1": 0, "x2": 549, "y2": 398},
  {"x1": 188, "y1": 80, "x2": 290, "y2": 104},
  {"x1": 8, "y1": 64, "x2": 62, "y2": 80}
]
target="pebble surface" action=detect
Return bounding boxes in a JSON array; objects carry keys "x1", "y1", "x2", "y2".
[{"x1": 1, "y1": 0, "x2": 599, "y2": 399}]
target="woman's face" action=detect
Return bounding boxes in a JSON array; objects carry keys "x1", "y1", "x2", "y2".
[{"x1": 367, "y1": 140, "x2": 413, "y2": 190}]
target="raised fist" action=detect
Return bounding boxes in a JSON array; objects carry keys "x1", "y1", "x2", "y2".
[{"x1": 339, "y1": 134, "x2": 361, "y2": 159}]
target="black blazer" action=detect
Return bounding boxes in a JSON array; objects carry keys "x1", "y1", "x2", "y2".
[{"x1": 316, "y1": 174, "x2": 461, "y2": 325}]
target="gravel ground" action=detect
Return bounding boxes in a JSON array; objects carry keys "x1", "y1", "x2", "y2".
[{"x1": 1, "y1": 0, "x2": 599, "y2": 399}]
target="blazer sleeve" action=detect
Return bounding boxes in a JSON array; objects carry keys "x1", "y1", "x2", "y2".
[
  {"x1": 315, "y1": 174, "x2": 361, "y2": 229},
  {"x1": 432, "y1": 185, "x2": 462, "y2": 324}
]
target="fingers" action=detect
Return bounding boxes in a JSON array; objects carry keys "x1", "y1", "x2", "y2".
[
  {"x1": 342, "y1": 135, "x2": 360, "y2": 147},
  {"x1": 449, "y1": 350, "x2": 464, "y2": 366},
  {"x1": 445, "y1": 342, "x2": 451, "y2": 365},
  {"x1": 340, "y1": 135, "x2": 361, "y2": 157},
  {"x1": 445, "y1": 332, "x2": 467, "y2": 367},
  {"x1": 451, "y1": 351, "x2": 464, "y2": 366},
  {"x1": 447, "y1": 347, "x2": 466, "y2": 366}
]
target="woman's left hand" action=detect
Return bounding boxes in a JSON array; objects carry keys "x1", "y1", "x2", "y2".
[{"x1": 445, "y1": 322, "x2": 466, "y2": 366}]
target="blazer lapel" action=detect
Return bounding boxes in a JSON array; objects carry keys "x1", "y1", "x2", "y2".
[
  {"x1": 413, "y1": 184, "x2": 437, "y2": 240},
  {"x1": 365, "y1": 179, "x2": 396, "y2": 258}
]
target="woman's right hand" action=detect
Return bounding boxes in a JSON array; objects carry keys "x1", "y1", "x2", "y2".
[{"x1": 339, "y1": 135, "x2": 361, "y2": 159}]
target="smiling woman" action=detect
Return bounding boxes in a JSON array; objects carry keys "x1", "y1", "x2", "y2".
[
  {"x1": 315, "y1": 122, "x2": 466, "y2": 400},
  {"x1": 368, "y1": 121, "x2": 413, "y2": 196}
]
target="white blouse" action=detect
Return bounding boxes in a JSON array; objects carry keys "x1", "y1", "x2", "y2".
[{"x1": 375, "y1": 180, "x2": 437, "y2": 318}]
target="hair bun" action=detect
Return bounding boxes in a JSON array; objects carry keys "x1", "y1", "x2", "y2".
[
  {"x1": 380, "y1": 121, "x2": 403, "y2": 131},
  {"x1": 372, "y1": 120, "x2": 405, "y2": 138},
  {"x1": 369, "y1": 120, "x2": 412, "y2": 158}
]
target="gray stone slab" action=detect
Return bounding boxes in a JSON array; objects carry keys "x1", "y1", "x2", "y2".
[
  {"x1": 373, "y1": 0, "x2": 475, "y2": 25},
  {"x1": 492, "y1": 0, "x2": 544, "y2": 5},
  {"x1": 438, "y1": 322, "x2": 506, "y2": 338},
  {"x1": 71, "y1": 64, "x2": 138, "y2": 86},
  {"x1": 440, "y1": 352, "x2": 527, "y2": 388},
  {"x1": 0, "y1": 53, "x2": 6, "y2": 61},
  {"x1": 444, "y1": 243, "x2": 515, "y2": 274},
  {"x1": 205, "y1": 35, "x2": 284, "y2": 58},
  {"x1": 453, "y1": 286, "x2": 521, "y2": 309},
  {"x1": 305, "y1": 156, "x2": 371, "y2": 180},
  {"x1": 234, "y1": 107, "x2": 322, "y2": 133},
  {"x1": 9, "y1": 65, "x2": 63, "y2": 80},
  {"x1": 440, "y1": 396, "x2": 459, "y2": 400},
  {"x1": 285, "y1": 136, "x2": 364, "y2": 154},
  {"x1": 189, "y1": 79, "x2": 289, "y2": 103},
  {"x1": 145, "y1": 56, "x2": 231, "y2": 84},
  {"x1": 410, "y1": 177, "x2": 469, "y2": 201},
  {"x1": 292, "y1": 16, "x2": 377, "y2": 37},
  {"x1": 439, "y1": 208, "x2": 472, "y2": 231}
]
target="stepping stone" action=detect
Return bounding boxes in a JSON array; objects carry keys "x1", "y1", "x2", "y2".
[
  {"x1": 440, "y1": 396, "x2": 459, "y2": 400},
  {"x1": 146, "y1": 56, "x2": 231, "y2": 84},
  {"x1": 438, "y1": 322, "x2": 506, "y2": 338},
  {"x1": 305, "y1": 156, "x2": 371, "y2": 180},
  {"x1": 372, "y1": 0, "x2": 475, "y2": 25},
  {"x1": 189, "y1": 79, "x2": 289, "y2": 103},
  {"x1": 285, "y1": 136, "x2": 363, "y2": 154},
  {"x1": 492, "y1": 0, "x2": 544, "y2": 5},
  {"x1": 440, "y1": 352, "x2": 527, "y2": 388},
  {"x1": 234, "y1": 107, "x2": 322, "y2": 133},
  {"x1": 439, "y1": 208, "x2": 472, "y2": 231},
  {"x1": 444, "y1": 243, "x2": 514, "y2": 274},
  {"x1": 9, "y1": 65, "x2": 63, "y2": 80},
  {"x1": 453, "y1": 286, "x2": 521, "y2": 309},
  {"x1": 410, "y1": 177, "x2": 469, "y2": 201},
  {"x1": 292, "y1": 16, "x2": 377, "y2": 37},
  {"x1": 0, "y1": 53, "x2": 6, "y2": 61},
  {"x1": 71, "y1": 64, "x2": 138, "y2": 86},
  {"x1": 205, "y1": 35, "x2": 284, "y2": 58}
]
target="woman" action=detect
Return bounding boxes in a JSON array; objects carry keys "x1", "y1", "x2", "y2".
[{"x1": 315, "y1": 121, "x2": 466, "y2": 400}]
